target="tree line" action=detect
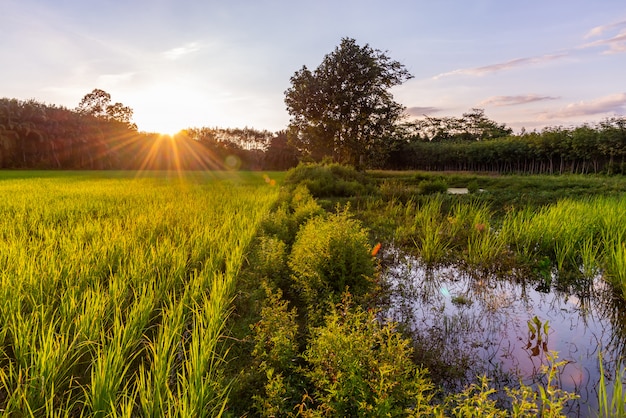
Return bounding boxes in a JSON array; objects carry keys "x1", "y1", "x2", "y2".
[
  {"x1": 0, "y1": 92, "x2": 299, "y2": 170},
  {"x1": 2, "y1": 36, "x2": 625, "y2": 174},
  {"x1": 386, "y1": 116, "x2": 626, "y2": 174},
  {"x1": 283, "y1": 37, "x2": 626, "y2": 175}
]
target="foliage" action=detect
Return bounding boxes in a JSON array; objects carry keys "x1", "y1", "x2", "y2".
[
  {"x1": 288, "y1": 208, "x2": 376, "y2": 320},
  {"x1": 251, "y1": 235, "x2": 290, "y2": 288},
  {"x1": 417, "y1": 178, "x2": 448, "y2": 195},
  {"x1": 298, "y1": 295, "x2": 436, "y2": 417},
  {"x1": 0, "y1": 96, "x2": 287, "y2": 170},
  {"x1": 285, "y1": 37, "x2": 413, "y2": 167},
  {"x1": 283, "y1": 162, "x2": 376, "y2": 198},
  {"x1": 77, "y1": 88, "x2": 136, "y2": 129},
  {"x1": 410, "y1": 108, "x2": 512, "y2": 142},
  {"x1": 386, "y1": 117, "x2": 626, "y2": 173},
  {"x1": 0, "y1": 171, "x2": 279, "y2": 416},
  {"x1": 250, "y1": 284, "x2": 301, "y2": 416}
]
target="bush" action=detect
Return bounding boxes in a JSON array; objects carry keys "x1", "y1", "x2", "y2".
[
  {"x1": 290, "y1": 184, "x2": 326, "y2": 227},
  {"x1": 298, "y1": 296, "x2": 436, "y2": 417},
  {"x1": 252, "y1": 236, "x2": 289, "y2": 288},
  {"x1": 417, "y1": 178, "x2": 448, "y2": 195},
  {"x1": 284, "y1": 162, "x2": 375, "y2": 198},
  {"x1": 467, "y1": 179, "x2": 480, "y2": 194},
  {"x1": 260, "y1": 185, "x2": 325, "y2": 246},
  {"x1": 288, "y1": 208, "x2": 375, "y2": 316},
  {"x1": 250, "y1": 284, "x2": 301, "y2": 416}
]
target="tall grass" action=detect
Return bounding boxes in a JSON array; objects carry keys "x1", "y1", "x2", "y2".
[
  {"x1": 388, "y1": 191, "x2": 626, "y2": 298},
  {"x1": 598, "y1": 356, "x2": 626, "y2": 418},
  {"x1": 0, "y1": 172, "x2": 279, "y2": 416}
]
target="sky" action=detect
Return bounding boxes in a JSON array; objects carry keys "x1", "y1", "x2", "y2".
[{"x1": 2, "y1": 0, "x2": 626, "y2": 134}]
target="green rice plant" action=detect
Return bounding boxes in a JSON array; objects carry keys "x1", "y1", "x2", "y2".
[
  {"x1": 580, "y1": 236, "x2": 601, "y2": 278},
  {"x1": 499, "y1": 207, "x2": 540, "y2": 261},
  {"x1": 414, "y1": 221, "x2": 450, "y2": 265},
  {"x1": 136, "y1": 300, "x2": 186, "y2": 417},
  {"x1": 604, "y1": 241, "x2": 626, "y2": 300},
  {"x1": 0, "y1": 171, "x2": 279, "y2": 416},
  {"x1": 465, "y1": 225, "x2": 505, "y2": 269},
  {"x1": 410, "y1": 195, "x2": 451, "y2": 264},
  {"x1": 176, "y1": 297, "x2": 231, "y2": 418},
  {"x1": 598, "y1": 356, "x2": 626, "y2": 418},
  {"x1": 88, "y1": 284, "x2": 155, "y2": 417}
]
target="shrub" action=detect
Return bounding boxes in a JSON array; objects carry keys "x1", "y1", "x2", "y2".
[
  {"x1": 290, "y1": 184, "x2": 326, "y2": 227},
  {"x1": 288, "y1": 208, "x2": 375, "y2": 316},
  {"x1": 298, "y1": 296, "x2": 436, "y2": 417},
  {"x1": 417, "y1": 178, "x2": 448, "y2": 195},
  {"x1": 467, "y1": 180, "x2": 480, "y2": 194},
  {"x1": 250, "y1": 283, "x2": 302, "y2": 416},
  {"x1": 260, "y1": 185, "x2": 325, "y2": 245},
  {"x1": 284, "y1": 162, "x2": 375, "y2": 198},
  {"x1": 252, "y1": 236, "x2": 289, "y2": 288}
]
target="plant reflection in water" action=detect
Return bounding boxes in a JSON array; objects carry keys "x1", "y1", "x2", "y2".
[{"x1": 379, "y1": 245, "x2": 626, "y2": 417}]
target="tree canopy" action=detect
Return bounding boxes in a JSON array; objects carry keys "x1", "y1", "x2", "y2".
[
  {"x1": 284, "y1": 37, "x2": 413, "y2": 168},
  {"x1": 409, "y1": 108, "x2": 513, "y2": 142},
  {"x1": 77, "y1": 88, "x2": 136, "y2": 129}
]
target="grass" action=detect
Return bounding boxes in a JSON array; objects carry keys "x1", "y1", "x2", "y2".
[
  {"x1": 0, "y1": 170, "x2": 280, "y2": 416},
  {"x1": 598, "y1": 356, "x2": 626, "y2": 418},
  {"x1": 2, "y1": 167, "x2": 625, "y2": 416},
  {"x1": 365, "y1": 171, "x2": 626, "y2": 297}
]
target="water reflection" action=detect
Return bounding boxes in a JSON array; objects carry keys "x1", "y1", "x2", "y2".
[{"x1": 380, "y1": 246, "x2": 626, "y2": 417}]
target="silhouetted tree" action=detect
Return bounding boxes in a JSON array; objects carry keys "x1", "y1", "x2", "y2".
[
  {"x1": 263, "y1": 131, "x2": 299, "y2": 170},
  {"x1": 285, "y1": 37, "x2": 413, "y2": 168}
]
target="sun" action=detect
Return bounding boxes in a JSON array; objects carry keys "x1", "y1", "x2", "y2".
[{"x1": 159, "y1": 129, "x2": 185, "y2": 139}]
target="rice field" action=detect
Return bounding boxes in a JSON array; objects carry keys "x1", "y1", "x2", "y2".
[
  {"x1": 0, "y1": 171, "x2": 280, "y2": 416},
  {"x1": 388, "y1": 192, "x2": 626, "y2": 297}
]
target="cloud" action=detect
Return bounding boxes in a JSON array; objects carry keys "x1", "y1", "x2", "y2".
[
  {"x1": 582, "y1": 20, "x2": 626, "y2": 54},
  {"x1": 406, "y1": 106, "x2": 443, "y2": 116},
  {"x1": 584, "y1": 20, "x2": 626, "y2": 39},
  {"x1": 433, "y1": 53, "x2": 567, "y2": 79},
  {"x1": 582, "y1": 31, "x2": 626, "y2": 54},
  {"x1": 479, "y1": 95, "x2": 559, "y2": 107},
  {"x1": 539, "y1": 93, "x2": 626, "y2": 120},
  {"x1": 162, "y1": 42, "x2": 201, "y2": 60}
]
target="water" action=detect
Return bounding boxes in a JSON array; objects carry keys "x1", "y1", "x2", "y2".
[{"x1": 380, "y1": 247, "x2": 626, "y2": 417}]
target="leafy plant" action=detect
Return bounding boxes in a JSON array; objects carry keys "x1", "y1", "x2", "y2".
[
  {"x1": 288, "y1": 208, "x2": 376, "y2": 319},
  {"x1": 299, "y1": 295, "x2": 436, "y2": 417},
  {"x1": 417, "y1": 178, "x2": 448, "y2": 195}
]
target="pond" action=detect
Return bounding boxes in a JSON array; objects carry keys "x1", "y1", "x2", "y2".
[{"x1": 380, "y1": 246, "x2": 626, "y2": 417}]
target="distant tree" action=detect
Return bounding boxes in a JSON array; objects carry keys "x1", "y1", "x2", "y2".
[
  {"x1": 411, "y1": 109, "x2": 512, "y2": 142},
  {"x1": 77, "y1": 88, "x2": 136, "y2": 129},
  {"x1": 263, "y1": 131, "x2": 299, "y2": 170},
  {"x1": 459, "y1": 108, "x2": 512, "y2": 140},
  {"x1": 77, "y1": 89, "x2": 111, "y2": 118},
  {"x1": 284, "y1": 37, "x2": 413, "y2": 168}
]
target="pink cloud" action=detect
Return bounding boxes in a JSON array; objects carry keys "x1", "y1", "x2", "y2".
[
  {"x1": 584, "y1": 20, "x2": 626, "y2": 39},
  {"x1": 582, "y1": 31, "x2": 626, "y2": 54},
  {"x1": 479, "y1": 95, "x2": 559, "y2": 107},
  {"x1": 539, "y1": 93, "x2": 626, "y2": 120},
  {"x1": 582, "y1": 20, "x2": 626, "y2": 54},
  {"x1": 433, "y1": 54, "x2": 567, "y2": 79}
]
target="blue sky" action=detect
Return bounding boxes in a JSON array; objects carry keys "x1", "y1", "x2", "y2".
[{"x1": 2, "y1": 0, "x2": 625, "y2": 134}]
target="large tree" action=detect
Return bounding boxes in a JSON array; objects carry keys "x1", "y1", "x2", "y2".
[{"x1": 284, "y1": 37, "x2": 413, "y2": 167}]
